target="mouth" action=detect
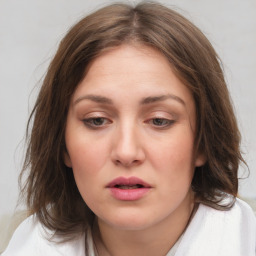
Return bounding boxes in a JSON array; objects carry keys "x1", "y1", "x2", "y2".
[
  {"x1": 107, "y1": 176, "x2": 151, "y2": 189},
  {"x1": 107, "y1": 176, "x2": 151, "y2": 201},
  {"x1": 114, "y1": 184, "x2": 145, "y2": 189}
]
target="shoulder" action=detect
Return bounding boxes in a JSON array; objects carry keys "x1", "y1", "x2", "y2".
[
  {"x1": 175, "y1": 198, "x2": 256, "y2": 256},
  {"x1": 200, "y1": 197, "x2": 256, "y2": 222},
  {"x1": 200, "y1": 197, "x2": 256, "y2": 232},
  {"x1": 2, "y1": 215, "x2": 86, "y2": 256},
  {"x1": 229, "y1": 197, "x2": 256, "y2": 222},
  {"x1": 198, "y1": 198, "x2": 256, "y2": 249}
]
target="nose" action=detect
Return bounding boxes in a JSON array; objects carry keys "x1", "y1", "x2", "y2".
[{"x1": 111, "y1": 123, "x2": 145, "y2": 168}]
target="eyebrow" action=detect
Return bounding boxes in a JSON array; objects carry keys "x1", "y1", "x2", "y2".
[
  {"x1": 73, "y1": 94, "x2": 185, "y2": 106},
  {"x1": 140, "y1": 94, "x2": 185, "y2": 105},
  {"x1": 73, "y1": 95, "x2": 113, "y2": 105}
]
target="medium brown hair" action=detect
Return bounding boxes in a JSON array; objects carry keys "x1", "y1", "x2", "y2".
[{"x1": 20, "y1": 1, "x2": 245, "y2": 239}]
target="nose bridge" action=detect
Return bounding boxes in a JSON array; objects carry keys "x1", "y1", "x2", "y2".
[
  {"x1": 112, "y1": 117, "x2": 144, "y2": 166},
  {"x1": 119, "y1": 120, "x2": 137, "y2": 151}
]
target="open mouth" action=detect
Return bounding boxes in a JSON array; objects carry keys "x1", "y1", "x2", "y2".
[
  {"x1": 107, "y1": 176, "x2": 151, "y2": 189},
  {"x1": 114, "y1": 184, "x2": 145, "y2": 189},
  {"x1": 107, "y1": 176, "x2": 151, "y2": 200}
]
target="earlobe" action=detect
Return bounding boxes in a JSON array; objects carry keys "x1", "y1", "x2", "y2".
[
  {"x1": 64, "y1": 151, "x2": 72, "y2": 168},
  {"x1": 195, "y1": 152, "x2": 207, "y2": 167}
]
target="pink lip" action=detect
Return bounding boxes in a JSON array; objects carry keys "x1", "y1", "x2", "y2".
[{"x1": 106, "y1": 176, "x2": 152, "y2": 201}]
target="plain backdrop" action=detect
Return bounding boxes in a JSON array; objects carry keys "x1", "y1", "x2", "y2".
[{"x1": 0, "y1": 0, "x2": 256, "y2": 224}]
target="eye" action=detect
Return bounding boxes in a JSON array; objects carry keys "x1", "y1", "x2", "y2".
[
  {"x1": 149, "y1": 118, "x2": 175, "y2": 128},
  {"x1": 83, "y1": 117, "x2": 111, "y2": 128}
]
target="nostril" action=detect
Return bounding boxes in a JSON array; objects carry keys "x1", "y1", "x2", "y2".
[{"x1": 114, "y1": 159, "x2": 140, "y2": 167}]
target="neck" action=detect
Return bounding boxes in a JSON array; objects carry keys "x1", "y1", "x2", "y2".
[{"x1": 93, "y1": 194, "x2": 196, "y2": 256}]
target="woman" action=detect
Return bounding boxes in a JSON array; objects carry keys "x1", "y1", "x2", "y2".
[{"x1": 3, "y1": 2, "x2": 256, "y2": 255}]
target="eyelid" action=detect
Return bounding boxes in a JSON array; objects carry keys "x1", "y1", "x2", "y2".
[
  {"x1": 145, "y1": 110, "x2": 177, "y2": 119},
  {"x1": 146, "y1": 117, "x2": 175, "y2": 127},
  {"x1": 81, "y1": 111, "x2": 113, "y2": 128},
  {"x1": 80, "y1": 110, "x2": 114, "y2": 120},
  {"x1": 144, "y1": 110, "x2": 177, "y2": 129}
]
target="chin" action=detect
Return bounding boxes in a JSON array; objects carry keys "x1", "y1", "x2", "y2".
[{"x1": 98, "y1": 209, "x2": 159, "y2": 231}]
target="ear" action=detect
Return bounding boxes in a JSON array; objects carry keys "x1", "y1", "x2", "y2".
[
  {"x1": 64, "y1": 151, "x2": 72, "y2": 168},
  {"x1": 195, "y1": 151, "x2": 207, "y2": 167}
]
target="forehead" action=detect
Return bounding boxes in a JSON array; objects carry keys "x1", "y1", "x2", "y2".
[
  {"x1": 73, "y1": 44, "x2": 193, "y2": 101},
  {"x1": 87, "y1": 44, "x2": 170, "y2": 75}
]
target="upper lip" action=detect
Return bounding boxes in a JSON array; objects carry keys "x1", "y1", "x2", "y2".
[{"x1": 107, "y1": 176, "x2": 152, "y2": 188}]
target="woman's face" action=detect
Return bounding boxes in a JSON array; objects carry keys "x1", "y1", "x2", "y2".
[{"x1": 65, "y1": 44, "x2": 205, "y2": 231}]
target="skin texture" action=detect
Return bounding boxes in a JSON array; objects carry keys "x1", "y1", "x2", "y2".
[{"x1": 64, "y1": 44, "x2": 205, "y2": 256}]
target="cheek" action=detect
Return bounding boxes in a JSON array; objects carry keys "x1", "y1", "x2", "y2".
[
  {"x1": 67, "y1": 139, "x2": 110, "y2": 209},
  {"x1": 69, "y1": 139, "x2": 109, "y2": 177},
  {"x1": 147, "y1": 129, "x2": 196, "y2": 193},
  {"x1": 149, "y1": 131, "x2": 195, "y2": 169}
]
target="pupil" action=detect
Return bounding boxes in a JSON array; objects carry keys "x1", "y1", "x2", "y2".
[
  {"x1": 94, "y1": 118, "x2": 104, "y2": 125},
  {"x1": 153, "y1": 118, "x2": 164, "y2": 126}
]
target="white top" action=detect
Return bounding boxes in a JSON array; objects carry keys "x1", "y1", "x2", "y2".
[{"x1": 2, "y1": 198, "x2": 256, "y2": 256}]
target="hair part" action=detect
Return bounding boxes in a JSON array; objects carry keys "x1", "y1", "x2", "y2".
[{"x1": 19, "y1": 1, "x2": 245, "y2": 240}]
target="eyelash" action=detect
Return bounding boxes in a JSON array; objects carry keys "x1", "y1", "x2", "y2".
[
  {"x1": 83, "y1": 117, "x2": 111, "y2": 129},
  {"x1": 82, "y1": 117, "x2": 175, "y2": 129},
  {"x1": 147, "y1": 118, "x2": 175, "y2": 128}
]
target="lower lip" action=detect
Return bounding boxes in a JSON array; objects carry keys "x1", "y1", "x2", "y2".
[{"x1": 108, "y1": 187, "x2": 151, "y2": 201}]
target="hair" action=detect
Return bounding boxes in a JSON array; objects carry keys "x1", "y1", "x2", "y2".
[{"x1": 20, "y1": 1, "x2": 245, "y2": 241}]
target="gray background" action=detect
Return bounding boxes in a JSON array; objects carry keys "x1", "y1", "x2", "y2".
[{"x1": 0, "y1": 0, "x2": 255, "y2": 226}]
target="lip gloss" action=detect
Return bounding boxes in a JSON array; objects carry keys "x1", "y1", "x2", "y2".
[{"x1": 109, "y1": 187, "x2": 151, "y2": 201}]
